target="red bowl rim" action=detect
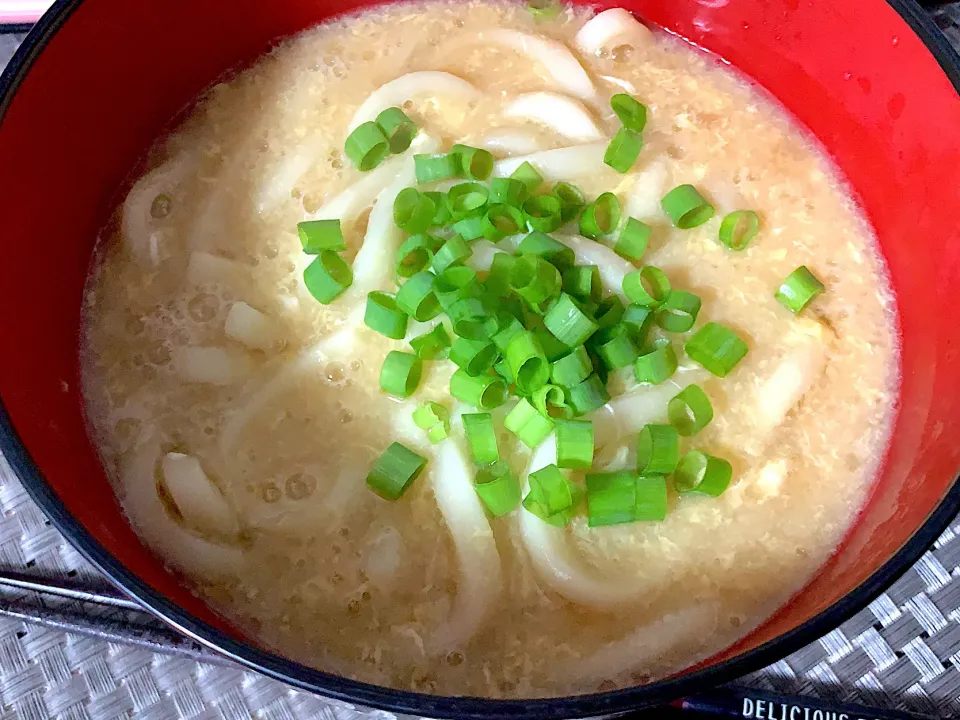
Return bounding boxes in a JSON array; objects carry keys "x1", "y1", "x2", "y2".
[{"x1": 2, "y1": 1, "x2": 960, "y2": 717}]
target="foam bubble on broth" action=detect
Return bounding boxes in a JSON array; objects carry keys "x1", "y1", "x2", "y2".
[{"x1": 80, "y1": 0, "x2": 898, "y2": 698}]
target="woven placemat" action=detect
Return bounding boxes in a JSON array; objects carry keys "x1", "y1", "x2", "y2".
[{"x1": 3, "y1": 8, "x2": 960, "y2": 718}]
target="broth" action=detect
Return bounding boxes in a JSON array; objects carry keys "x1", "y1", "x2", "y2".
[{"x1": 80, "y1": 0, "x2": 897, "y2": 698}]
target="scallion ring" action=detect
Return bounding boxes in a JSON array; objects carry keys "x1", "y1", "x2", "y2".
[
  {"x1": 685, "y1": 322, "x2": 749, "y2": 377},
  {"x1": 394, "y1": 187, "x2": 436, "y2": 233},
  {"x1": 396, "y1": 233, "x2": 435, "y2": 278},
  {"x1": 365, "y1": 442, "x2": 426, "y2": 501},
  {"x1": 661, "y1": 184, "x2": 715, "y2": 229},
  {"x1": 379, "y1": 351, "x2": 423, "y2": 398},
  {"x1": 344, "y1": 121, "x2": 390, "y2": 171},
  {"x1": 453, "y1": 144, "x2": 494, "y2": 181},
  {"x1": 447, "y1": 182, "x2": 489, "y2": 220},
  {"x1": 623, "y1": 265, "x2": 671, "y2": 308},
  {"x1": 603, "y1": 127, "x2": 643, "y2": 174},
  {"x1": 298, "y1": 219, "x2": 345, "y2": 254},
  {"x1": 364, "y1": 291, "x2": 408, "y2": 339},
  {"x1": 610, "y1": 94, "x2": 648, "y2": 133},
  {"x1": 409, "y1": 323, "x2": 452, "y2": 360},
  {"x1": 668, "y1": 384, "x2": 714, "y2": 436},
  {"x1": 674, "y1": 451, "x2": 733, "y2": 497},
  {"x1": 447, "y1": 297, "x2": 498, "y2": 339},
  {"x1": 482, "y1": 203, "x2": 526, "y2": 242},
  {"x1": 462, "y1": 412, "x2": 500, "y2": 465},
  {"x1": 303, "y1": 251, "x2": 353, "y2": 304},
  {"x1": 719, "y1": 210, "x2": 760, "y2": 250},
  {"x1": 474, "y1": 461, "x2": 521, "y2": 516},
  {"x1": 775, "y1": 265, "x2": 825, "y2": 314},
  {"x1": 556, "y1": 419, "x2": 594, "y2": 469},
  {"x1": 395, "y1": 270, "x2": 440, "y2": 322},
  {"x1": 450, "y1": 336, "x2": 500, "y2": 376},
  {"x1": 504, "y1": 398, "x2": 555, "y2": 448},
  {"x1": 579, "y1": 192, "x2": 621, "y2": 239},
  {"x1": 634, "y1": 338, "x2": 678, "y2": 384},
  {"x1": 450, "y1": 369, "x2": 508, "y2": 410},
  {"x1": 656, "y1": 290, "x2": 702, "y2": 333},
  {"x1": 506, "y1": 331, "x2": 549, "y2": 396},
  {"x1": 375, "y1": 106, "x2": 418, "y2": 154},
  {"x1": 567, "y1": 373, "x2": 609, "y2": 416},
  {"x1": 522, "y1": 194, "x2": 564, "y2": 233},
  {"x1": 636, "y1": 424, "x2": 680, "y2": 475},
  {"x1": 517, "y1": 232, "x2": 575, "y2": 270},
  {"x1": 614, "y1": 217, "x2": 651, "y2": 262},
  {"x1": 414, "y1": 153, "x2": 461, "y2": 184}
]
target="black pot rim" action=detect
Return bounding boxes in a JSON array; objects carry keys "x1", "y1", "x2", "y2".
[{"x1": 1, "y1": 1, "x2": 959, "y2": 718}]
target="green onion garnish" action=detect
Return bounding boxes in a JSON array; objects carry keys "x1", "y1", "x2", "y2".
[
  {"x1": 634, "y1": 338, "x2": 677, "y2": 384},
  {"x1": 622, "y1": 304, "x2": 654, "y2": 343},
  {"x1": 552, "y1": 181, "x2": 586, "y2": 223},
  {"x1": 523, "y1": 194, "x2": 564, "y2": 233},
  {"x1": 511, "y1": 161, "x2": 543, "y2": 195},
  {"x1": 453, "y1": 144, "x2": 494, "y2": 181},
  {"x1": 635, "y1": 474, "x2": 668, "y2": 521},
  {"x1": 567, "y1": 373, "x2": 609, "y2": 415},
  {"x1": 434, "y1": 265, "x2": 479, "y2": 309},
  {"x1": 531, "y1": 383, "x2": 573, "y2": 419},
  {"x1": 775, "y1": 265, "x2": 825, "y2": 314},
  {"x1": 636, "y1": 424, "x2": 679, "y2": 475},
  {"x1": 366, "y1": 442, "x2": 427, "y2": 501},
  {"x1": 595, "y1": 295, "x2": 625, "y2": 328},
  {"x1": 493, "y1": 358, "x2": 515, "y2": 384},
  {"x1": 525, "y1": 463, "x2": 579, "y2": 519},
  {"x1": 395, "y1": 270, "x2": 441, "y2": 322},
  {"x1": 450, "y1": 370, "x2": 508, "y2": 410},
  {"x1": 623, "y1": 266, "x2": 671, "y2": 308},
  {"x1": 604, "y1": 127, "x2": 643, "y2": 174},
  {"x1": 492, "y1": 313, "x2": 526, "y2": 353},
  {"x1": 668, "y1": 384, "x2": 713, "y2": 436},
  {"x1": 597, "y1": 328, "x2": 639, "y2": 370},
  {"x1": 533, "y1": 326, "x2": 568, "y2": 363},
  {"x1": 562, "y1": 265, "x2": 602, "y2": 304},
  {"x1": 551, "y1": 345, "x2": 593, "y2": 388},
  {"x1": 303, "y1": 251, "x2": 353, "y2": 304},
  {"x1": 482, "y1": 203, "x2": 526, "y2": 242},
  {"x1": 345, "y1": 121, "x2": 390, "y2": 171},
  {"x1": 661, "y1": 184, "x2": 715, "y2": 229},
  {"x1": 685, "y1": 322, "x2": 749, "y2": 377},
  {"x1": 298, "y1": 219, "x2": 345, "y2": 254},
  {"x1": 556, "y1": 419, "x2": 594, "y2": 469},
  {"x1": 394, "y1": 187, "x2": 436, "y2": 233},
  {"x1": 409, "y1": 323, "x2": 451, "y2": 360},
  {"x1": 447, "y1": 182, "x2": 490, "y2": 220},
  {"x1": 610, "y1": 94, "x2": 648, "y2": 133},
  {"x1": 413, "y1": 401, "x2": 450, "y2": 443},
  {"x1": 462, "y1": 412, "x2": 500, "y2": 465},
  {"x1": 379, "y1": 351, "x2": 423, "y2": 398},
  {"x1": 450, "y1": 336, "x2": 499, "y2": 376},
  {"x1": 518, "y1": 232, "x2": 575, "y2": 270},
  {"x1": 505, "y1": 398, "x2": 555, "y2": 448},
  {"x1": 364, "y1": 291, "x2": 409, "y2": 339},
  {"x1": 396, "y1": 234, "x2": 436, "y2": 279},
  {"x1": 586, "y1": 470, "x2": 638, "y2": 526},
  {"x1": 719, "y1": 210, "x2": 760, "y2": 250},
  {"x1": 615, "y1": 218, "x2": 651, "y2": 262},
  {"x1": 375, "y1": 107, "x2": 418, "y2": 154},
  {"x1": 526, "y1": 0, "x2": 561, "y2": 22},
  {"x1": 490, "y1": 177, "x2": 527, "y2": 206},
  {"x1": 511, "y1": 256, "x2": 562, "y2": 313},
  {"x1": 474, "y1": 461, "x2": 521, "y2": 516},
  {"x1": 506, "y1": 331, "x2": 549, "y2": 395},
  {"x1": 447, "y1": 296, "x2": 497, "y2": 339},
  {"x1": 656, "y1": 290, "x2": 702, "y2": 333},
  {"x1": 486, "y1": 252, "x2": 516, "y2": 298},
  {"x1": 674, "y1": 450, "x2": 732, "y2": 497},
  {"x1": 425, "y1": 191, "x2": 452, "y2": 226},
  {"x1": 579, "y1": 192, "x2": 621, "y2": 239},
  {"x1": 452, "y1": 214, "x2": 485, "y2": 240},
  {"x1": 414, "y1": 153, "x2": 461, "y2": 184},
  {"x1": 431, "y1": 235, "x2": 472, "y2": 275},
  {"x1": 543, "y1": 292, "x2": 598, "y2": 347}
]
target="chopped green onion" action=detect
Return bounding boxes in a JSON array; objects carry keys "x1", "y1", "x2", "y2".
[
  {"x1": 434, "y1": 265, "x2": 479, "y2": 309},
  {"x1": 345, "y1": 121, "x2": 390, "y2": 171},
  {"x1": 634, "y1": 475, "x2": 668, "y2": 521},
  {"x1": 552, "y1": 181, "x2": 585, "y2": 223},
  {"x1": 364, "y1": 291, "x2": 408, "y2": 339},
  {"x1": 462, "y1": 412, "x2": 500, "y2": 464},
  {"x1": 661, "y1": 184, "x2": 715, "y2": 229},
  {"x1": 685, "y1": 322, "x2": 749, "y2": 377},
  {"x1": 604, "y1": 127, "x2": 643, "y2": 174},
  {"x1": 656, "y1": 290, "x2": 702, "y2": 333},
  {"x1": 303, "y1": 251, "x2": 353, "y2": 304},
  {"x1": 567, "y1": 374, "x2": 609, "y2": 415},
  {"x1": 668, "y1": 384, "x2": 713, "y2": 436},
  {"x1": 506, "y1": 331, "x2": 549, "y2": 395},
  {"x1": 450, "y1": 336, "x2": 499, "y2": 376},
  {"x1": 379, "y1": 351, "x2": 423, "y2": 398},
  {"x1": 451, "y1": 214, "x2": 486, "y2": 241},
  {"x1": 622, "y1": 304, "x2": 654, "y2": 343},
  {"x1": 623, "y1": 265, "x2": 671, "y2": 308},
  {"x1": 486, "y1": 252, "x2": 516, "y2": 298},
  {"x1": 414, "y1": 153, "x2": 461, "y2": 184},
  {"x1": 533, "y1": 326, "x2": 568, "y2": 363},
  {"x1": 474, "y1": 461, "x2": 521, "y2": 516},
  {"x1": 395, "y1": 271, "x2": 440, "y2": 322},
  {"x1": 775, "y1": 265, "x2": 825, "y2": 314},
  {"x1": 492, "y1": 313, "x2": 526, "y2": 353},
  {"x1": 610, "y1": 94, "x2": 648, "y2": 133},
  {"x1": 490, "y1": 177, "x2": 527, "y2": 206},
  {"x1": 634, "y1": 338, "x2": 677, "y2": 384},
  {"x1": 562, "y1": 265, "x2": 602, "y2": 304},
  {"x1": 394, "y1": 187, "x2": 436, "y2": 233},
  {"x1": 518, "y1": 232, "x2": 575, "y2": 270},
  {"x1": 556, "y1": 419, "x2": 594, "y2": 469},
  {"x1": 526, "y1": 0, "x2": 561, "y2": 21},
  {"x1": 366, "y1": 442, "x2": 426, "y2": 501},
  {"x1": 542, "y1": 292, "x2": 597, "y2": 348},
  {"x1": 450, "y1": 369, "x2": 508, "y2": 410},
  {"x1": 636, "y1": 424, "x2": 679, "y2": 475},
  {"x1": 674, "y1": 451, "x2": 732, "y2": 497},
  {"x1": 532, "y1": 383, "x2": 573, "y2": 419},
  {"x1": 579, "y1": 192, "x2": 621, "y2": 239},
  {"x1": 447, "y1": 182, "x2": 489, "y2": 220},
  {"x1": 511, "y1": 161, "x2": 543, "y2": 195},
  {"x1": 425, "y1": 191, "x2": 452, "y2": 226},
  {"x1": 493, "y1": 358, "x2": 515, "y2": 384},
  {"x1": 482, "y1": 203, "x2": 526, "y2": 241},
  {"x1": 523, "y1": 194, "x2": 564, "y2": 233},
  {"x1": 413, "y1": 401, "x2": 450, "y2": 443},
  {"x1": 614, "y1": 218, "x2": 651, "y2": 262},
  {"x1": 511, "y1": 256, "x2": 561, "y2": 313},
  {"x1": 375, "y1": 107, "x2": 418, "y2": 153},
  {"x1": 431, "y1": 235, "x2": 472, "y2": 275},
  {"x1": 504, "y1": 398, "x2": 555, "y2": 448},
  {"x1": 551, "y1": 345, "x2": 593, "y2": 388},
  {"x1": 396, "y1": 234, "x2": 436, "y2": 278},
  {"x1": 409, "y1": 323, "x2": 451, "y2": 360},
  {"x1": 719, "y1": 210, "x2": 760, "y2": 250},
  {"x1": 298, "y1": 219, "x2": 345, "y2": 254},
  {"x1": 595, "y1": 295, "x2": 625, "y2": 328},
  {"x1": 453, "y1": 144, "x2": 494, "y2": 181},
  {"x1": 596, "y1": 330, "x2": 638, "y2": 370},
  {"x1": 527, "y1": 464, "x2": 578, "y2": 517},
  {"x1": 447, "y1": 297, "x2": 497, "y2": 339},
  {"x1": 586, "y1": 470, "x2": 637, "y2": 526}
]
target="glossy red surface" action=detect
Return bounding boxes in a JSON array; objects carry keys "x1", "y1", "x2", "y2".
[{"x1": 0, "y1": 0, "x2": 957, "y2": 714}]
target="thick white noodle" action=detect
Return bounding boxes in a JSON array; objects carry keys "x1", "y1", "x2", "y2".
[
  {"x1": 348, "y1": 71, "x2": 483, "y2": 131},
  {"x1": 493, "y1": 143, "x2": 610, "y2": 181},
  {"x1": 174, "y1": 346, "x2": 254, "y2": 386},
  {"x1": 623, "y1": 159, "x2": 670, "y2": 221},
  {"x1": 503, "y1": 92, "x2": 604, "y2": 143},
  {"x1": 465, "y1": 240, "x2": 500, "y2": 272},
  {"x1": 160, "y1": 453, "x2": 240, "y2": 538},
  {"x1": 471, "y1": 129, "x2": 545, "y2": 156},
  {"x1": 482, "y1": 29, "x2": 597, "y2": 103},
  {"x1": 256, "y1": 134, "x2": 328, "y2": 215},
  {"x1": 517, "y1": 435, "x2": 651, "y2": 608},
  {"x1": 574, "y1": 8, "x2": 653, "y2": 58},
  {"x1": 122, "y1": 154, "x2": 197, "y2": 267},
  {"x1": 598, "y1": 74, "x2": 638, "y2": 95},
  {"x1": 121, "y1": 439, "x2": 243, "y2": 578}
]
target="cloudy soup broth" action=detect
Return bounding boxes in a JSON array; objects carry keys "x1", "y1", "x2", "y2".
[{"x1": 81, "y1": 0, "x2": 898, "y2": 698}]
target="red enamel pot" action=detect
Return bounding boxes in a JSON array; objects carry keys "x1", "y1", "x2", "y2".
[{"x1": 0, "y1": 0, "x2": 959, "y2": 717}]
